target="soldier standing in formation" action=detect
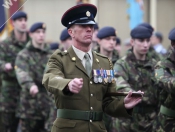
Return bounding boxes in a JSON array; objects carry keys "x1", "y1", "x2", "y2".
[
  {"x1": 15, "y1": 22, "x2": 52, "y2": 132},
  {"x1": 42, "y1": 4, "x2": 143, "y2": 132},
  {"x1": 154, "y1": 27, "x2": 175, "y2": 132},
  {"x1": 113, "y1": 26, "x2": 160, "y2": 132},
  {"x1": 59, "y1": 28, "x2": 72, "y2": 51},
  {"x1": 0, "y1": 11, "x2": 29, "y2": 132},
  {"x1": 96, "y1": 26, "x2": 120, "y2": 65}
]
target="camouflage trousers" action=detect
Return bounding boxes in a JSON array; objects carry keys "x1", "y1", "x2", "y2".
[
  {"x1": 113, "y1": 112, "x2": 157, "y2": 132},
  {"x1": 21, "y1": 118, "x2": 47, "y2": 132},
  {"x1": 0, "y1": 111, "x2": 19, "y2": 132},
  {"x1": 152, "y1": 113, "x2": 175, "y2": 132},
  {"x1": 103, "y1": 113, "x2": 113, "y2": 132},
  {"x1": 45, "y1": 108, "x2": 57, "y2": 132}
]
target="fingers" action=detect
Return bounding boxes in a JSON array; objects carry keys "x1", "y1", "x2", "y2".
[{"x1": 68, "y1": 78, "x2": 83, "y2": 94}]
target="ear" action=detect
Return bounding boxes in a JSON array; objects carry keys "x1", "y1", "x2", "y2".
[
  {"x1": 68, "y1": 28, "x2": 74, "y2": 38},
  {"x1": 130, "y1": 38, "x2": 134, "y2": 47},
  {"x1": 97, "y1": 38, "x2": 101, "y2": 44},
  {"x1": 12, "y1": 20, "x2": 15, "y2": 27}
]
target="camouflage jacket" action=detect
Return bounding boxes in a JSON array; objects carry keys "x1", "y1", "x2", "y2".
[
  {"x1": 94, "y1": 45, "x2": 120, "y2": 65},
  {"x1": 114, "y1": 49, "x2": 159, "y2": 108},
  {"x1": 149, "y1": 46, "x2": 161, "y2": 61},
  {"x1": 113, "y1": 50, "x2": 161, "y2": 131},
  {"x1": 0, "y1": 31, "x2": 30, "y2": 112},
  {"x1": 15, "y1": 41, "x2": 52, "y2": 119},
  {"x1": 155, "y1": 47, "x2": 175, "y2": 110}
]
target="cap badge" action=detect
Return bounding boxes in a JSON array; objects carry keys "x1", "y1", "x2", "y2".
[
  {"x1": 42, "y1": 24, "x2": 46, "y2": 28},
  {"x1": 86, "y1": 11, "x2": 91, "y2": 17}
]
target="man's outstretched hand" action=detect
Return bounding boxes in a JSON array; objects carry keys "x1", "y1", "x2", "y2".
[{"x1": 124, "y1": 90, "x2": 144, "y2": 109}]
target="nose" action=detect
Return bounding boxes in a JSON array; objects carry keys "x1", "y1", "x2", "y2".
[{"x1": 143, "y1": 41, "x2": 149, "y2": 48}]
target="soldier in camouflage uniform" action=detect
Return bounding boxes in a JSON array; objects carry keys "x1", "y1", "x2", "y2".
[
  {"x1": 138, "y1": 22, "x2": 161, "y2": 62},
  {"x1": 113, "y1": 26, "x2": 159, "y2": 132},
  {"x1": 59, "y1": 28, "x2": 72, "y2": 51},
  {"x1": 154, "y1": 27, "x2": 175, "y2": 132},
  {"x1": 0, "y1": 11, "x2": 29, "y2": 132},
  {"x1": 15, "y1": 22, "x2": 52, "y2": 132},
  {"x1": 96, "y1": 26, "x2": 120, "y2": 65},
  {"x1": 95, "y1": 26, "x2": 120, "y2": 132}
]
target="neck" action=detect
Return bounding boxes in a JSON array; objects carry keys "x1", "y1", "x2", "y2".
[
  {"x1": 133, "y1": 49, "x2": 146, "y2": 60},
  {"x1": 14, "y1": 30, "x2": 27, "y2": 42},
  {"x1": 100, "y1": 48, "x2": 113, "y2": 59},
  {"x1": 73, "y1": 41, "x2": 91, "y2": 52},
  {"x1": 32, "y1": 40, "x2": 44, "y2": 50}
]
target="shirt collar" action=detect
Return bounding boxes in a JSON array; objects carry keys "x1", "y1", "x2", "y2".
[{"x1": 72, "y1": 45, "x2": 92, "y2": 61}]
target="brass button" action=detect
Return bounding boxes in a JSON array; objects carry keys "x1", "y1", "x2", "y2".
[
  {"x1": 90, "y1": 120, "x2": 92, "y2": 122},
  {"x1": 90, "y1": 81, "x2": 93, "y2": 84},
  {"x1": 91, "y1": 94, "x2": 93, "y2": 97},
  {"x1": 90, "y1": 107, "x2": 93, "y2": 110}
]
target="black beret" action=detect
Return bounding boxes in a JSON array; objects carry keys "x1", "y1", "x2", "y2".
[
  {"x1": 30, "y1": 22, "x2": 46, "y2": 33},
  {"x1": 94, "y1": 23, "x2": 99, "y2": 30},
  {"x1": 97, "y1": 26, "x2": 116, "y2": 39},
  {"x1": 153, "y1": 32, "x2": 163, "y2": 41},
  {"x1": 169, "y1": 28, "x2": 175, "y2": 41},
  {"x1": 11, "y1": 11, "x2": 27, "y2": 20},
  {"x1": 50, "y1": 42, "x2": 59, "y2": 50},
  {"x1": 130, "y1": 26, "x2": 152, "y2": 39},
  {"x1": 60, "y1": 28, "x2": 71, "y2": 41},
  {"x1": 138, "y1": 23, "x2": 154, "y2": 33},
  {"x1": 61, "y1": 4, "x2": 97, "y2": 29}
]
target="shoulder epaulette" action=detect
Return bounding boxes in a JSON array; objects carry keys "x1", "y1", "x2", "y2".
[
  {"x1": 55, "y1": 49, "x2": 68, "y2": 56},
  {"x1": 94, "y1": 52, "x2": 108, "y2": 58}
]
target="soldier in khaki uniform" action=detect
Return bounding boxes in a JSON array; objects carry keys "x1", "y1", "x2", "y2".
[{"x1": 42, "y1": 4, "x2": 143, "y2": 132}]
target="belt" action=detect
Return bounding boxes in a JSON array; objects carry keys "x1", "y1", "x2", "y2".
[
  {"x1": 57, "y1": 109, "x2": 103, "y2": 121},
  {"x1": 160, "y1": 105, "x2": 175, "y2": 118}
]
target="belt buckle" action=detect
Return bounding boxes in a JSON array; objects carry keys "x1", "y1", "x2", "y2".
[{"x1": 89, "y1": 111, "x2": 95, "y2": 121}]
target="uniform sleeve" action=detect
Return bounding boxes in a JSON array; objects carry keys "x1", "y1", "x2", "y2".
[
  {"x1": 42, "y1": 53, "x2": 72, "y2": 94},
  {"x1": 15, "y1": 53, "x2": 35, "y2": 90},
  {"x1": 113, "y1": 62, "x2": 134, "y2": 92},
  {"x1": 155, "y1": 67, "x2": 175, "y2": 94},
  {"x1": 0, "y1": 43, "x2": 8, "y2": 72}
]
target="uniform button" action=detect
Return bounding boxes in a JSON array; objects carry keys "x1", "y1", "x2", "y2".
[
  {"x1": 90, "y1": 107, "x2": 93, "y2": 110},
  {"x1": 91, "y1": 94, "x2": 93, "y2": 97},
  {"x1": 90, "y1": 81, "x2": 93, "y2": 84},
  {"x1": 90, "y1": 120, "x2": 92, "y2": 122}
]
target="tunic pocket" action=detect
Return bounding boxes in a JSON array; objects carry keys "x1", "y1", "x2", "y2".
[{"x1": 53, "y1": 118, "x2": 76, "y2": 129}]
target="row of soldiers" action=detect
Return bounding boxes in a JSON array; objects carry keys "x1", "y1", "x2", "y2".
[{"x1": 0, "y1": 9, "x2": 175, "y2": 132}]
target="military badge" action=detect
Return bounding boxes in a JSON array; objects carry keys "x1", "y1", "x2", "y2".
[{"x1": 86, "y1": 11, "x2": 91, "y2": 17}]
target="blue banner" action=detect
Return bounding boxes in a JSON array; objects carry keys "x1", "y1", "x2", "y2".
[
  {"x1": 127, "y1": 0, "x2": 144, "y2": 29},
  {"x1": 0, "y1": 0, "x2": 6, "y2": 34}
]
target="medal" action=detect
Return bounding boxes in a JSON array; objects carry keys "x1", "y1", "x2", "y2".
[
  {"x1": 93, "y1": 70, "x2": 98, "y2": 83},
  {"x1": 110, "y1": 70, "x2": 115, "y2": 83},
  {"x1": 103, "y1": 70, "x2": 108, "y2": 83},
  {"x1": 107, "y1": 70, "x2": 112, "y2": 83},
  {"x1": 97, "y1": 70, "x2": 102, "y2": 83}
]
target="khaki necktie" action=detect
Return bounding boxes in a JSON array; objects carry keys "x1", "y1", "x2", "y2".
[{"x1": 84, "y1": 53, "x2": 92, "y2": 76}]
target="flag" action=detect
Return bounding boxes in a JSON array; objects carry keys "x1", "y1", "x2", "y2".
[
  {"x1": 127, "y1": 0, "x2": 144, "y2": 29},
  {"x1": 0, "y1": 0, "x2": 7, "y2": 40}
]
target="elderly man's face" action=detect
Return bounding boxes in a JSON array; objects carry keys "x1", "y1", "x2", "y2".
[{"x1": 68, "y1": 24, "x2": 94, "y2": 45}]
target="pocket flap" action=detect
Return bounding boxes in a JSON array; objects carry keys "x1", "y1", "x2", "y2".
[{"x1": 53, "y1": 118, "x2": 76, "y2": 128}]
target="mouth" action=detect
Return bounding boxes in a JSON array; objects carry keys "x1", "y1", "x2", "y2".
[{"x1": 85, "y1": 35, "x2": 92, "y2": 38}]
